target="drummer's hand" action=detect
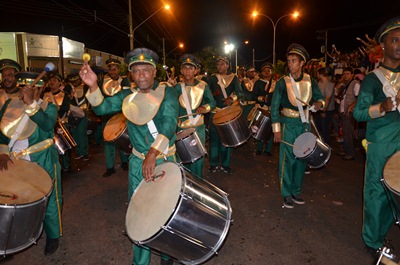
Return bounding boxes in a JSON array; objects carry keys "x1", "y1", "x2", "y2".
[
  {"x1": 196, "y1": 106, "x2": 207, "y2": 114},
  {"x1": 79, "y1": 63, "x2": 98, "y2": 91},
  {"x1": 273, "y1": 132, "x2": 281, "y2": 143},
  {"x1": 0, "y1": 154, "x2": 12, "y2": 171},
  {"x1": 380, "y1": 97, "x2": 396, "y2": 113},
  {"x1": 142, "y1": 148, "x2": 159, "y2": 182},
  {"x1": 312, "y1": 101, "x2": 323, "y2": 111},
  {"x1": 223, "y1": 97, "x2": 233, "y2": 106},
  {"x1": 19, "y1": 85, "x2": 35, "y2": 105}
]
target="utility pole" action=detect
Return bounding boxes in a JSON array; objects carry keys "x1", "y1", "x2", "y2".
[
  {"x1": 252, "y1": 49, "x2": 255, "y2": 67},
  {"x1": 128, "y1": 0, "x2": 133, "y2": 50},
  {"x1": 162, "y1": 38, "x2": 166, "y2": 66}
]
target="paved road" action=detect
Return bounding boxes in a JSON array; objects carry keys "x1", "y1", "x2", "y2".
[{"x1": 3, "y1": 135, "x2": 400, "y2": 265}]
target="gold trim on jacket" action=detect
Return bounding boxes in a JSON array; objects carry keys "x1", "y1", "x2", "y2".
[{"x1": 284, "y1": 74, "x2": 312, "y2": 107}]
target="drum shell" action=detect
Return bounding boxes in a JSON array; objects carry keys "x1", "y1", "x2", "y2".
[
  {"x1": 250, "y1": 108, "x2": 272, "y2": 142},
  {"x1": 383, "y1": 151, "x2": 400, "y2": 219},
  {"x1": 213, "y1": 106, "x2": 250, "y2": 147},
  {"x1": 293, "y1": 132, "x2": 331, "y2": 168},
  {"x1": 54, "y1": 122, "x2": 76, "y2": 155},
  {"x1": 103, "y1": 113, "x2": 132, "y2": 155},
  {"x1": 126, "y1": 163, "x2": 232, "y2": 265},
  {"x1": 0, "y1": 159, "x2": 52, "y2": 255},
  {"x1": 175, "y1": 128, "x2": 207, "y2": 164},
  {"x1": 0, "y1": 199, "x2": 48, "y2": 255}
]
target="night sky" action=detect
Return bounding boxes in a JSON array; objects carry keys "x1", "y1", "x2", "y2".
[{"x1": 2, "y1": 0, "x2": 399, "y2": 69}]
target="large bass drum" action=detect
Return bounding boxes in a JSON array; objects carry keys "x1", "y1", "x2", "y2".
[
  {"x1": 125, "y1": 162, "x2": 232, "y2": 265},
  {"x1": 0, "y1": 159, "x2": 53, "y2": 255},
  {"x1": 212, "y1": 104, "x2": 250, "y2": 147},
  {"x1": 103, "y1": 113, "x2": 132, "y2": 155}
]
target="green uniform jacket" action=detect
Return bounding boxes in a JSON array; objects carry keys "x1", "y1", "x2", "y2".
[{"x1": 207, "y1": 74, "x2": 243, "y2": 108}]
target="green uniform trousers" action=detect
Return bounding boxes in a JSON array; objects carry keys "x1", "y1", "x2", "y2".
[
  {"x1": 70, "y1": 115, "x2": 89, "y2": 157},
  {"x1": 362, "y1": 141, "x2": 400, "y2": 249},
  {"x1": 102, "y1": 123, "x2": 129, "y2": 169},
  {"x1": 256, "y1": 135, "x2": 273, "y2": 153},
  {"x1": 278, "y1": 117, "x2": 309, "y2": 198},
  {"x1": 209, "y1": 114, "x2": 232, "y2": 168},
  {"x1": 128, "y1": 155, "x2": 176, "y2": 265}
]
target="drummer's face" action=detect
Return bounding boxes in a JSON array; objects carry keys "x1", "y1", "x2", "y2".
[
  {"x1": 287, "y1": 55, "x2": 304, "y2": 76},
  {"x1": 180, "y1": 64, "x2": 196, "y2": 83},
  {"x1": 108, "y1": 65, "x2": 120, "y2": 80},
  {"x1": 130, "y1": 64, "x2": 156, "y2": 92},
  {"x1": 1, "y1": 68, "x2": 18, "y2": 92},
  {"x1": 216, "y1": 60, "x2": 229, "y2": 75},
  {"x1": 48, "y1": 77, "x2": 61, "y2": 90}
]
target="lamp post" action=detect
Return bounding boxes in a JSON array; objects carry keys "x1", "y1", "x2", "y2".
[
  {"x1": 164, "y1": 43, "x2": 184, "y2": 65},
  {"x1": 252, "y1": 11, "x2": 299, "y2": 66},
  {"x1": 129, "y1": 4, "x2": 170, "y2": 50},
  {"x1": 235, "y1": 40, "x2": 249, "y2": 73}
]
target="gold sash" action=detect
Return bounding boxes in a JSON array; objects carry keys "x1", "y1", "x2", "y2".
[
  {"x1": 122, "y1": 85, "x2": 166, "y2": 125},
  {"x1": 217, "y1": 73, "x2": 235, "y2": 89},
  {"x1": 178, "y1": 81, "x2": 205, "y2": 110},
  {"x1": 284, "y1": 74, "x2": 312, "y2": 107}
]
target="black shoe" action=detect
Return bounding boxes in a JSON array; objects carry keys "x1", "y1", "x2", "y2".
[
  {"x1": 0, "y1": 255, "x2": 13, "y2": 264},
  {"x1": 121, "y1": 162, "x2": 128, "y2": 171},
  {"x1": 292, "y1": 195, "x2": 305, "y2": 205},
  {"x1": 103, "y1": 168, "x2": 116, "y2": 177},
  {"x1": 160, "y1": 258, "x2": 173, "y2": 265},
  {"x1": 343, "y1": 155, "x2": 355, "y2": 160},
  {"x1": 283, "y1": 196, "x2": 294, "y2": 209},
  {"x1": 220, "y1": 166, "x2": 232, "y2": 174},
  {"x1": 255, "y1": 150, "x2": 262, "y2": 156},
  {"x1": 208, "y1": 166, "x2": 218, "y2": 173},
  {"x1": 82, "y1": 155, "x2": 90, "y2": 161},
  {"x1": 74, "y1": 154, "x2": 83, "y2": 160},
  {"x1": 263, "y1": 152, "x2": 272, "y2": 156},
  {"x1": 44, "y1": 238, "x2": 59, "y2": 256},
  {"x1": 365, "y1": 245, "x2": 379, "y2": 260}
]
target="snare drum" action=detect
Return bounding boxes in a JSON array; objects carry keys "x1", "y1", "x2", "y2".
[
  {"x1": 293, "y1": 132, "x2": 331, "y2": 168},
  {"x1": 212, "y1": 104, "x2": 250, "y2": 147},
  {"x1": 0, "y1": 159, "x2": 53, "y2": 255},
  {"x1": 248, "y1": 108, "x2": 272, "y2": 142},
  {"x1": 383, "y1": 151, "x2": 400, "y2": 218},
  {"x1": 126, "y1": 162, "x2": 232, "y2": 265},
  {"x1": 54, "y1": 121, "x2": 77, "y2": 155},
  {"x1": 176, "y1": 128, "x2": 207, "y2": 164},
  {"x1": 103, "y1": 113, "x2": 132, "y2": 155}
]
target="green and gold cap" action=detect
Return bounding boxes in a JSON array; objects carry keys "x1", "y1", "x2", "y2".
[
  {"x1": 287, "y1": 43, "x2": 309, "y2": 62},
  {"x1": 179, "y1": 53, "x2": 198, "y2": 68},
  {"x1": 261, "y1": 62, "x2": 273, "y2": 71},
  {"x1": 15, "y1": 72, "x2": 45, "y2": 87},
  {"x1": 216, "y1": 55, "x2": 229, "y2": 64},
  {"x1": 48, "y1": 71, "x2": 62, "y2": 81},
  {"x1": 67, "y1": 72, "x2": 80, "y2": 82},
  {"x1": 106, "y1": 58, "x2": 121, "y2": 67},
  {"x1": 0, "y1": 59, "x2": 22, "y2": 72},
  {"x1": 125, "y1": 48, "x2": 159, "y2": 70},
  {"x1": 376, "y1": 17, "x2": 400, "y2": 43}
]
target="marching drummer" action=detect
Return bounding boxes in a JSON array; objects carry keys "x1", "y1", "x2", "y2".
[
  {"x1": 353, "y1": 17, "x2": 400, "y2": 259},
  {"x1": 207, "y1": 56, "x2": 243, "y2": 174},
  {"x1": 252, "y1": 62, "x2": 276, "y2": 156},
  {"x1": 43, "y1": 71, "x2": 72, "y2": 172},
  {"x1": 174, "y1": 54, "x2": 216, "y2": 178},
  {"x1": 64, "y1": 73, "x2": 90, "y2": 161},
  {"x1": 98, "y1": 59, "x2": 131, "y2": 177},
  {"x1": 80, "y1": 47, "x2": 178, "y2": 265},
  {"x1": 0, "y1": 59, "x2": 63, "y2": 256},
  {"x1": 270, "y1": 44, "x2": 325, "y2": 209}
]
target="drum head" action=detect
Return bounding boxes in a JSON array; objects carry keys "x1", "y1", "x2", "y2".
[
  {"x1": 384, "y1": 151, "x2": 400, "y2": 194},
  {"x1": 213, "y1": 105, "x2": 242, "y2": 125},
  {"x1": 176, "y1": 128, "x2": 196, "y2": 141},
  {"x1": 0, "y1": 159, "x2": 52, "y2": 205},
  {"x1": 126, "y1": 162, "x2": 182, "y2": 242},
  {"x1": 293, "y1": 132, "x2": 316, "y2": 158},
  {"x1": 103, "y1": 113, "x2": 127, "y2": 141}
]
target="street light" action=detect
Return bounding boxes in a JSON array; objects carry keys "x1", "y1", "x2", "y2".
[
  {"x1": 164, "y1": 42, "x2": 184, "y2": 65},
  {"x1": 129, "y1": 4, "x2": 170, "y2": 50},
  {"x1": 252, "y1": 11, "x2": 299, "y2": 66},
  {"x1": 224, "y1": 42, "x2": 235, "y2": 69}
]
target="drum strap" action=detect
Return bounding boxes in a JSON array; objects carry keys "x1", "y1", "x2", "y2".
[
  {"x1": 147, "y1": 120, "x2": 168, "y2": 155},
  {"x1": 181, "y1": 84, "x2": 201, "y2": 126},
  {"x1": 289, "y1": 74, "x2": 309, "y2": 124},
  {"x1": 373, "y1": 68, "x2": 400, "y2": 113}
]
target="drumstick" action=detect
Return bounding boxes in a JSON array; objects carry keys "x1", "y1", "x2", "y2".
[
  {"x1": 296, "y1": 97, "x2": 311, "y2": 107},
  {"x1": 280, "y1": 140, "x2": 301, "y2": 150},
  {"x1": 178, "y1": 113, "x2": 203, "y2": 119},
  {"x1": 30, "y1": 62, "x2": 55, "y2": 87},
  {"x1": 82, "y1": 53, "x2": 91, "y2": 74}
]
